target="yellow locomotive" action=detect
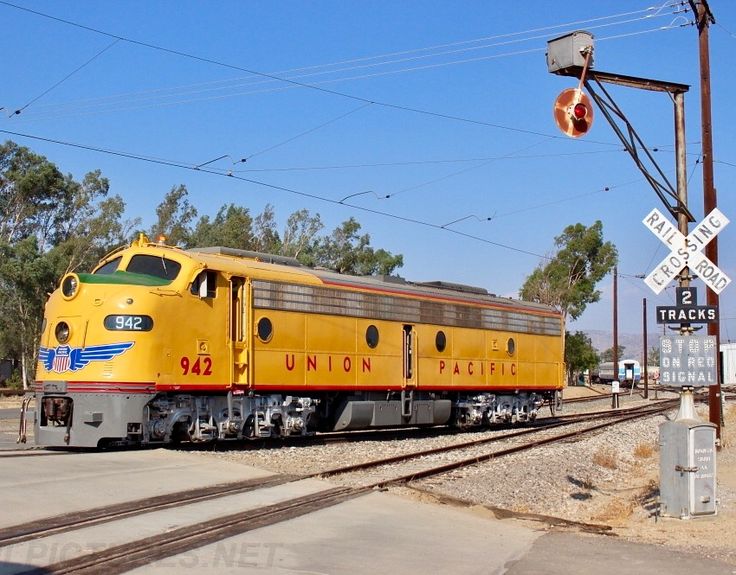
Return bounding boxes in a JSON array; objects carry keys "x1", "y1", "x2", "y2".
[{"x1": 32, "y1": 235, "x2": 565, "y2": 447}]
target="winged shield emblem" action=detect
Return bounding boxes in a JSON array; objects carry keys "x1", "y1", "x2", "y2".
[{"x1": 38, "y1": 342, "x2": 134, "y2": 373}]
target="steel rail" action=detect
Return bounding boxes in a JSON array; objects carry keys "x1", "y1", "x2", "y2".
[
  {"x1": 22, "y1": 486, "x2": 371, "y2": 575},
  {"x1": 0, "y1": 474, "x2": 298, "y2": 548}
]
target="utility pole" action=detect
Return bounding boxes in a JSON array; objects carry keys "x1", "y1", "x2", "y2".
[
  {"x1": 643, "y1": 298, "x2": 648, "y2": 399},
  {"x1": 690, "y1": 0, "x2": 721, "y2": 441},
  {"x1": 613, "y1": 266, "x2": 618, "y2": 383}
]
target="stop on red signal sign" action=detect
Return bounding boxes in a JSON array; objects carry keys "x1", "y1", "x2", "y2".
[{"x1": 553, "y1": 88, "x2": 594, "y2": 138}]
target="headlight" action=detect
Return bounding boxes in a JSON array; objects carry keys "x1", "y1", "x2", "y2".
[
  {"x1": 55, "y1": 322, "x2": 71, "y2": 344},
  {"x1": 61, "y1": 274, "x2": 79, "y2": 299}
]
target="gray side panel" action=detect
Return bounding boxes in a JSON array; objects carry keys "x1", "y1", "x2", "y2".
[
  {"x1": 332, "y1": 401, "x2": 374, "y2": 431},
  {"x1": 372, "y1": 401, "x2": 401, "y2": 426},
  {"x1": 333, "y1": 399, "x2": 452, "y2": 431},
  {"x1": 431, "y1": 400, "x2": 452, "y2": 425}
]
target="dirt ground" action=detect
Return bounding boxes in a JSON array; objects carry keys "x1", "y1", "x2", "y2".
[
  {"x1": 620, "y1": 409, "x2": 735, "y2": 563},
  {"x1": 560, "y1": 385, "x2": 736, "y2": 564}
]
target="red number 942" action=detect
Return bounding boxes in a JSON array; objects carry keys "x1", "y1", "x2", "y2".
[{"x1": 180, "y1": 356, "x2": 213, "y2": 376}]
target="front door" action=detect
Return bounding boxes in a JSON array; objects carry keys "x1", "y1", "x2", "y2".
[
  {"x1": 230, "y1": 277, "x2": 249, "y2": 386},
  {"x1": 402, "y1": 324, "x2": 416, "y2": 388}
]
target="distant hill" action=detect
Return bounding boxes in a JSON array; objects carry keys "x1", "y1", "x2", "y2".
[{"x1": 579, "y1": 329, "x2": 660, "y2": 360}]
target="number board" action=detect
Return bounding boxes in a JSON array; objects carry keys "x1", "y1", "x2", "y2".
[
  {"x1": 655, "y1": 287, "x2": 719, "y2": 325},
  {"x1": 659, "y1": 335, "x2": 718, "y2": 387}
]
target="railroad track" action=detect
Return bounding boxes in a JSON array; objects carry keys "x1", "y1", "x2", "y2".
[
  {"x1": 1, "y1": 400, "x2": 677, "y2": 574},
  {"x1": 316, "y1": 400, "x2": 678, "y2": 486}
]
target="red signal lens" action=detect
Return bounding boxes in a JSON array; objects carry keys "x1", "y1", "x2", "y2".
[{"x1": 573, "y1": 103, "x2": 587, "y2": 120}]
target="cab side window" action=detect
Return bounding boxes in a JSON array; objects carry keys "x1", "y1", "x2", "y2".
[{"x1": 191, "y1": 270, "x2": 217, "y2": 298}]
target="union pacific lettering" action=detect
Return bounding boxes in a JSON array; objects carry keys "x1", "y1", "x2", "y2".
[
  {"x1": 439, "y1": 360, "x2": 517, "y2": 377},
  {"x1": 285, "y1": 354, "x2": 372, "y2": 373}
]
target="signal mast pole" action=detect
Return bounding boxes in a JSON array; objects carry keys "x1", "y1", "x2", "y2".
[{"x1": 690, "y1": 0, "x2": 721, "y2": 440}]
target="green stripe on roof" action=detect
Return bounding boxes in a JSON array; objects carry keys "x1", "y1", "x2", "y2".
[{"x1": 78, "y1": 271, "x2": 173, "y2": 287}]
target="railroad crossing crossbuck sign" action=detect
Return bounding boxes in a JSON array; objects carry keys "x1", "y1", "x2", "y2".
[{"x1": 643, "y1": 207, "x2": 731, "y2": 295}]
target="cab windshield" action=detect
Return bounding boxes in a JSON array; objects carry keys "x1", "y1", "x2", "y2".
[
  {"x1": 93, "y1": 257, "x2": 122, "y2": 275},
  {"x1": 126, "y1": 255, "x2": 181, "y2": 281}
]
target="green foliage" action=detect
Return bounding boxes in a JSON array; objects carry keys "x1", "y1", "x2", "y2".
[
  {"x1": 0, "y1": 141, "x2": 136, "y2": 387},
  {"x1": 647, "y1": 346, "x2": 660, "y2": 366},
  {"x1": 186, "y1": 201, "x2": 401, "y2": 276},
  {"x1": 149, "y1": 184, "x2": 197, "y2": 246},
  {"x1": 519, "y1": 221, "x2": 617, "y2": 321},
  {"x1": 3, "y1": 371, "x2": 22, "y2": 390},
  {"x1": 190, "y1": 204, "x2": 255, "y2": 250},
  {"x1": 0, "y1": 237, "x2": 57, "y2": 386},
  {"x1": 564, "y1": 331, "x2": 599, "y2": 385},
  {"x1": 1, "y1": 141, "x2": 69, "y2": 248},
  {"x1": 252, "y1": 204, "x2": 282, "y2": 254},
  {"x1": 600, "y1": 345, "x2": 626, "y2": 362},
  {"x1": 280, "y1": 208, "x2": 323, "y2": 263},
  {"x1": 315, "y1": 217, "x2": 403, "y2": 275}
]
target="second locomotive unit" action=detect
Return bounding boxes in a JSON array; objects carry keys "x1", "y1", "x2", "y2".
[{"x1": 32, "y1": 235, "x2": 565, "y2": 447}]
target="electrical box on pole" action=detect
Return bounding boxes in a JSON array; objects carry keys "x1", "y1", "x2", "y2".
[
  {"x1": 659, "y1": 420, "x2": 717, "y2": 518},
  {"x1": 546, "y1": 31, "x2": 594, "y2": 75}
]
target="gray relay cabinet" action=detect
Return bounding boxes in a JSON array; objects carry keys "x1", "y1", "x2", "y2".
[
  {"x1": 546, "y1": 30, "x2": 594, "y2": 74},
  {"x1": 659, "y1": 420, "x2": 717, "y2": 518}
]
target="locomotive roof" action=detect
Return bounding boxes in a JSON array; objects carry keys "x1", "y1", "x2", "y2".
[{"x1": 185, "y1": 245, "x2": 560, "y2": 318}]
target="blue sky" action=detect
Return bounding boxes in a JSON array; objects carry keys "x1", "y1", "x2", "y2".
[{"x1": 2, "y1": 1, "x2": 735, "y2": 345}]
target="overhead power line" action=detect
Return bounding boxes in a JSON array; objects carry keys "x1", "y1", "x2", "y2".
[
  {"x1": 0, "y1": 127, "x2": 679, "y2": 262},
  {"x1": 0, "y1": 127, "x2": 550, "y2": 260},
  {"x1": 3, "y1": 0, "x2": 682, "y2": 142},
  {"x1": 9, "y1": 38, "x2": 120, "y2": 117},
  {"x1": 14, "y1": 10, "x2": 680, "y2": 120}
]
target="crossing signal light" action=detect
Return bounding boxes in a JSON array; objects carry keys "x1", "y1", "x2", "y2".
[
  {"x1": 573, "y1": 102, "x2": 588, "y2": 120},
  {"x1": 553, "y1": 88, "x2": 594, "y2": 138}
]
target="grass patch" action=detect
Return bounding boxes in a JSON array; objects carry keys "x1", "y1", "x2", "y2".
[
  {"x1": 592, "y1": 447, "x2": 618, "y2": 470},
  {"x1": 592, "y1": 498, "x2": 634, "y2": 523},
  {"x1": 633, "y1": 442, "x2": 655, "y2": 459}
]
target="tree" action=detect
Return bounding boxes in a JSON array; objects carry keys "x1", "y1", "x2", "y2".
[
  {"x1": 149, "y1": 185, "x2": 197, "y2": 246},
  {"x1": 280, "y1": 208, "x2": 323, "y2": 262},
  {"x1": 520, "y1": 221, "x2": 617, "y2": 322},
  {"x1": 564, "y1": 331, "x2": 599, "y2": 385},
  {"x1": 601, "y1": 345, "x2": 626, "y2": 362},
  {"x1": 190, "y1": 204, "x2": 254, "y2": 250},
  {"x1": 252, "y1": 204, "x2": 281, "y2": 254},
  {"x1": 0, "y1": 141, "x2": 69, "y2": 248},
  {"x1": 0, "y1": 141, "x2": 133, "y2": 388},
  {"x1": 647, "y1": 346, "x2": 660, "y2": 367},
  {"x1": 315, "y1": 217, "x2": 403, "y2": 275},
  {"x1": 0, "y1": 238, "x2": 57, "y2": 387}
]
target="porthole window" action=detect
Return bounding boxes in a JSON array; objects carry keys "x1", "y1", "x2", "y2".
[
  {"x1": 257, "y1": 317, "x2": 273, "y2": 342},
  {"x1": 506, "y1": 337, "x2": 516, "y2": 356},
  {"x1": 366, "y1": 325, "x2": 379, "y2": 348},
  {"x1": 55, "y1": 321, "x2": 71, "y2": 344},
  {"x1": 435, "y1": 331, "x2": 447, "y2": 352}
]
